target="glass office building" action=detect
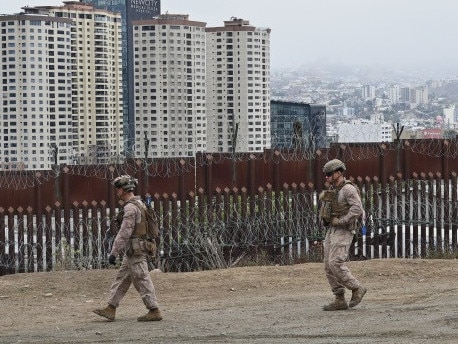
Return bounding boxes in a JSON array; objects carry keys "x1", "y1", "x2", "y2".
[{"x1": 271, "y1": 101, "x2": 327, "y2": 151}]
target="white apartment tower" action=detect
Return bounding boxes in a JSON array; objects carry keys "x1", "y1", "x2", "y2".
[
  {"x1": 206, "y1": 18, "x2": 271, "y2": 153},
  {"x1": 337, "y1": 119, "x2": 392, "y2": 143},
  {"x1": 0, "y1": 13, "x2": 74, "y2": 170},
  {"x1": 362, "y1": 85, "x2": 375, "y2": 100},
  {"x1": 25, "y1": 2, "x2": 124, "y2": 165},
  {"x1": 443, "y1": 104, "x2": 456, "y2": 127},
  {"x1": 411, "y1": 86, "x2": 428, "y2": 107},
  {"x1": 131, "y1": 14, "x2": 207, "y2": 158},
  {"x1": 388, "y1": 84, "x2": 400, "y2": 104}
]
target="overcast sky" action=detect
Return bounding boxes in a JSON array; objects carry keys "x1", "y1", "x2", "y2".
[{"x1": 2, "y1": 0, "x2": 458, "y2": 72}]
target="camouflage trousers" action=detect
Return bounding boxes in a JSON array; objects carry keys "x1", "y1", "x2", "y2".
[
  {"x1": 107, "y1": 254, "x2": 159, "y2": 309},
  {"x1": 324, "y1": 228, "x2": 362, "y2": 295}
]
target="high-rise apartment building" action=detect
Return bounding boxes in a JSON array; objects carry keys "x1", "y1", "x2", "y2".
[
  {"x1": 0, "y1": 13, "x2": 74, "y2": 170},
  {"x1": 206, "y1": 18, "x2": 271, "y2": 153},
  {"x1": 2, "y1": 3, "x2": 272, "y2": 167},
  {"x1": 443, "y1": 104, "x2": 456, "y2": 126},
  {"x1": 400, "y1": 87, "x2": 411, "y2": 103},
  {"x1": 362, "y1": 85, "x2": 375, "y2": 100},
  {"x1": 85, "y1": 0, "x2": 160, "y2": 155},
  {"x1": 411, "y1": 86, "x2": 428, "y2": 107},
  {"x1": 399, "y1": 86, "x2": 428, "y2": 109},
  {"x1": 24, "y1": 2, "x2": 124, "y2": 164},
  {"x1": 131, "y1": 14, "x2": 207, "y2": 158},
  {"x1": 388, "y1": 84, "x2": 400, "y2": 104}
]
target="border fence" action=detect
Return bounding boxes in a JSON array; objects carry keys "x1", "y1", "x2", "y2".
[
  {"x1": 1, "y1": 140, "x2": 458, "y2": 275},
  {"x1": 1, "y1": 171, "x2": 457, "y2": 276}
]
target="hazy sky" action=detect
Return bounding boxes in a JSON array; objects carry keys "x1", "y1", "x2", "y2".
[{"x1": 2, "y1": 0, "x2": 458, "y2": 71}]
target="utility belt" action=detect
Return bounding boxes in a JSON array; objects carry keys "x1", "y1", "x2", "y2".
[
  {"x1": 126, "y1": 236, "x2": 145, "y2": 256},
  {"x1": 126, "y1": 236, "x2": 157, "y2": 257},
  {"x1": 329, "y1": 227, "x2": 357, "y2": 235},
  {"x1": 325, "y1": 219, "x2": 357, "y2": 235}
]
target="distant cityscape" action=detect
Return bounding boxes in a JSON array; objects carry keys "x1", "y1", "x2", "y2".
[
  {"x1": 1, "y1": 1, "x2": 457, "y2": 171},
  {"x1": 271, "y1": 65, "x2": 458, "y2": 144}
]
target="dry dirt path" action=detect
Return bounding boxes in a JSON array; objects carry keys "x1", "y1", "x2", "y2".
[{"x1": 0, "y1": 259, "x2": 457, "y2": 343}]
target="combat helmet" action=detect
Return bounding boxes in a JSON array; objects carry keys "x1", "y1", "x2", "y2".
[
  {"x1": 323, "y1": 159, "x2": 346, "y2": 174},
  {"x1": 112, "y1": 174, "x2": 138, "y2": 192}
]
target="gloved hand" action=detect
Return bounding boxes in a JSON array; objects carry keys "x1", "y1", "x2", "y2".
[
  {"x1": 331, "y1": 217, "x2": 340, "y2": 227},
  {"x1": 108, "y1": 254, "x2": 116, "y2": 265}
]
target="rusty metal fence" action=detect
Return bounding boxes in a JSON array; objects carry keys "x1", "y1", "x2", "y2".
[{"x1": 1, "y1": 172, "x2": 457, "y2": 276}]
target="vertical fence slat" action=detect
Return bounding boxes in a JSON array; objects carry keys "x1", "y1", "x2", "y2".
[
  {"x1": 90, "y1": 201, "x2": 99, "y2": 269},
  {"x1": 26, "y1": 208, "x2": 34, "y2": 272},
  {"x1": 44, "y1": 206, "x2": 53, "y2": 271},
  {"x1": 162, "y1": 193, "x2": 171, "y2": 271},
  {"x1": 72, "y1": 203, "x2": 80, "y2": 269},
  {"x1": 0, "y1": 208, "x2": 6, "y2": 275},
  {"x1": 390, "y1": 176, "x2": 400, "y2": 258},
  {"x1": 55, "y1": 202, "x2": 63, "y2": 264},
  {"x1": 171, "y1": 193, "x2": 179, "y2": 258},
  {"x1": 451, "y1": 172, "x2": 458, "y2": 252},
  {"x1": 435, "y1": 173, "x2": 443, "y2": 252},
  {"x1": 411, "y1": 174, "x2": 420, "y2": 257},
  {"x1": 427, "y1": 173, "x2": 435, "y2": 253},
  {"x1": 443, "y1": 173, "x2": 450, "y2": 250},
  {"x1": 6, "y1": 209, "x2": 15, "y2": 274},
  {"x1": 16, "y1": 208, "x2": 25, "y2": 273}
]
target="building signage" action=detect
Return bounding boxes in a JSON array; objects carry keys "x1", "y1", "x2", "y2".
[{"x1": 128, "y1": 0, "x2": 160, "y2": 16}]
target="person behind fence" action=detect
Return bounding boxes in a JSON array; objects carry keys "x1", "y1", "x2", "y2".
[
  {"x1": 93, "y1": 175, "x2": 162, "y2": 322},
  {"x1": 319, "y1": 159, "x2": 367, "y2": 311}
]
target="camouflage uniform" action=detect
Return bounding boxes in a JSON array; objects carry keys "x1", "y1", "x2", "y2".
[
  {"x1": 107, "y1": 195, "x2": 159, "y2": 310},
  {"x1": 323, "y1": 181, "x2": 364, "y2": 295},
  {"x1": 320, "y1": 159, "x2": 367, "y2": 311}
]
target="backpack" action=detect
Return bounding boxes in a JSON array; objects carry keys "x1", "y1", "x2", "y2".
[
  {"x1": 340, "y1": 180, "x2": 366, "y2": 244},
  {"x1": 127, "y1": 199, "x2": 160, "y2": 256}
]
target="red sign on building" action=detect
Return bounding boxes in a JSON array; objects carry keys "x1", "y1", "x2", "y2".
[{"x1": 422, "y1": 128, "x2": 442, "y2": 139}]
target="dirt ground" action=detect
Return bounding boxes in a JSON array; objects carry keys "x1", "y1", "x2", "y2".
[{"x1": 0, "y1": 259, "x2": 457, "y2": 344}]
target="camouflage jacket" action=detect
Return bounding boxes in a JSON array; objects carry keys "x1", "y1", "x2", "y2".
[{"x1": 110, "y1": 196, "x2": 142, "y2": 257}]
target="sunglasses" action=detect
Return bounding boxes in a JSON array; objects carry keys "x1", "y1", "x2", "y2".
[{"x1": 325, "y1": 171, "x2": 335, "y2": 177}]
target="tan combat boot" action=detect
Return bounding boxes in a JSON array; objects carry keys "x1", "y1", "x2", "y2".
[
  {"x1": 93, "y1": 304, "x2": 116, "y2": 321},
  {"x1": 322, "y1": 293, "x2": 349, "y2": 311},
  {"x1": 137, "y1": 308, "x2": 163, "y2": 322},
  {"x1": 349, "y1": 286, "x2": 367, "y2": 308}
]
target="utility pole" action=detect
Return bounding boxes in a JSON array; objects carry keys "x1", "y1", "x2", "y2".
[
  {"x1": 231, "y1": 122, "x2": 239, "y2": 187},
  {"x1": 292, "y1": 121, "x2": 303, "y2": 152},
  {"x1": 50, "y1": 143, "x2": 58, "y2": 166},
  {"x1": 392, "y1": 122, "x2": 404, "y2": 173},
  {"x1": 50, "y1": 143, "x2": 60, "y2": 199},
  {"x1": 144, "y1": 132, "x2": 150, "y2": 191}
]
